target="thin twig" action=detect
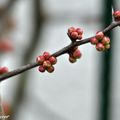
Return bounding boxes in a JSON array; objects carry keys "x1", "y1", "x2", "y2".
[{"x1": 0, "y1": 21, "x2": 120, "y2": 81}]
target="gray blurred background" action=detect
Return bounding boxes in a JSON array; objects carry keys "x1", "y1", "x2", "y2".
[{"x1": 0, "y1": 0, "x2": 120, "y2": 120}]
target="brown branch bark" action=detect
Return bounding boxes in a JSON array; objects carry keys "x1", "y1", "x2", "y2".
[{"x1": 0, "y1": 21, "x2": 120, "y2": 82}]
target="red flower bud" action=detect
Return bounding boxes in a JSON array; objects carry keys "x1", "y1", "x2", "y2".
[
  {"x1": 95, "y1": 32, "x2": 104, "y2": 40},
  {"x1": 96, "y1": 43, "x2": 105, "y2": 51},
  {"x1": 46, "y1": 66, "x2": 55, "y2": 73},
  {"x1": 73, "y1": 49, "x2": 82, "y2": 59},
  {"x1": 71, "y1": 32, "x2": 78, "y2": 39},
  {"x1": 38, "y1": 66, "x2": 45, "y2": 73},
  {"x1": 113, "y1": 10, "x2": 120, "y2": 21},
  {"x1": 36, "y1": 55, "x2": 45, "y2": 65},
  {"x1": 49, "y1": 56, "x2": 57, "y2": 65},
  {"x1": 43, "y1": 52, "x2": 51, "y2": 60},
  {"x1": 76, "y1": 28, "x2": 83, "y2": 35},
  {"x1": 90, "y1": 37, "x2": 98, "y2": 45}
]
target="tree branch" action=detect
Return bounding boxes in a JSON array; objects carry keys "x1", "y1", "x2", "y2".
[{"x1": 0, "y1": 21, "x2": 120, "y2": 81}]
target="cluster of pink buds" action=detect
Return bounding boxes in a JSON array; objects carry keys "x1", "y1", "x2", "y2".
[
  {"x1": 113, "y1": 10, "x2": 120, "y2": 21},
  {"x1": 68, "y1": 47, "x2": 82, "y2": 63},
  {"x1": 90, "y1": 32, "x2": 110, "y2": 52},
  {"x1": 36, "y1": 52, "x2": 57, "y2": 73},
  {"x1": 68, "y1": 27, "x2": 83, "y2": 41},
  {"x1": 67, "y1": 27, "x2": 83, "y2": 63},
  {"x1": 0, "y1": 66, "x2": 9, "y2": 75}
]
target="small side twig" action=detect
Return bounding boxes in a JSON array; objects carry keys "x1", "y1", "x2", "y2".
[{"x1": 0, "y1": 21, "x2": 120, "y2": 82}]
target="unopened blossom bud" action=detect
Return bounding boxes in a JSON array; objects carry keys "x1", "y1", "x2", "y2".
[
  {"x1": 73, "y1": 49, "x2": 82, "y2": 59},
  {"x1": 38, "y1": 66, "x2": 45, "y2": 73},
  {"x1": 102, "y1": 36, "x2": 110, "y2": 45},
  {"x1": 90, "y1": 37, "x2": 98, "y2": 45},
  {"x1": 43, "y1": 52, "x2": 51, "y2": 59},
  {"x1": 95, "y1": 32, "x2": 104, "y2": 40},
  {"x1": 36, "y1": 56, "x2": 45, "y2": 65},
  {"x1": 69, "y1": 56, "x2": 77, "y2": 63},
  {"x1": 96, "y1": 43, "x2": 105, "y2": 51},
  {"x1": 43, "y1": 60, "x2": 51, "y2": 68},
  {"x1": 46, "y1": 66, "x2": 55, "y2": 73}
]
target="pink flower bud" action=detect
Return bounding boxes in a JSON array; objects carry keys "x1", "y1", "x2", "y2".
[
  {"x1": 73, "y1": 49, "x2": 82, "y2": 59},
  {"x1": 71, "y1": 32, "x2": 78, "y2": 39},
  {"x1": 90, "y1": 37, "x2": 98, "y2": 45},
  {"x1": 43, "y1": 52, "x2": 51, "y2": 60},
  {"x1": 95, "y1": 32, "x2": 104, "y2": 40},
  {"x1": 76, "y1": 28, "x2": 83, "y2": 35},
  {"x1": 36, "y1": 55, "x2": 45, "y2": 65},
  {"x1": 96, "y1": 43, "x2": 105, "y2": 51},
  {"x1": 102, "y1": 36, "x2": 110, "y2": 45},
  {"x1": 49, "y1": 56, "x2": 57, "y2": 65},
  {"x1": 38, "y1": 66, "x2": 45, "y2": 73},
  {"x1": 68, "y1": 27, "x2": 76, "y2": 34}
]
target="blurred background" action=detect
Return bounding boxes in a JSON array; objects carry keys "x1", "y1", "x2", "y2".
[{"x1": 0, "y1": 0, "x2": 120, "y2": 120}]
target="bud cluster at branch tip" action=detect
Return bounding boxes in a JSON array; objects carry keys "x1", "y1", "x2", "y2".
[
  {"x1": 36, "y1": 52, "x2": 57, "y2": 73},
  {"x1": 90, "y1": 32, "x2": 110, "y2": 51},
  {"x1": 68, "y1": 27, "x2": 83, "y2": 41}
]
